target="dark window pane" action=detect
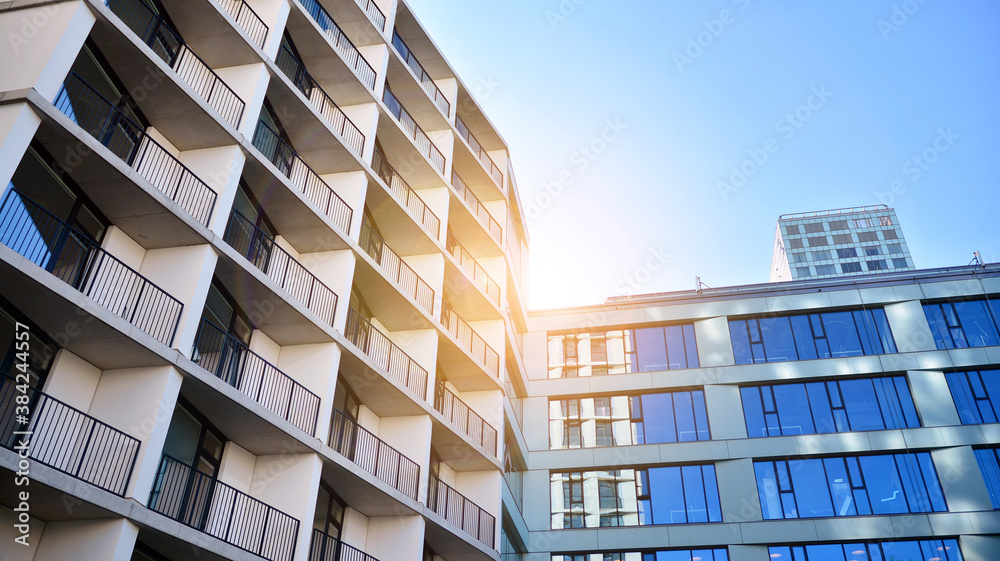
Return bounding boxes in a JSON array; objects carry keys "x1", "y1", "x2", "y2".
[
  {"x1": 789, "y1": 314, "x2": 818, "y2": 360},
  {"x1": 787, "y1": 459, "x2": 834, "y2": 518},
  {"x1": 729, "y1": 320, "x2": 752, "y2": 365},
  {"x1": 755, "y1": 462, "x2": 782, "y2": 519},
  {"x1": 821, "y1": 311, "x2": 863, "y2": 358},
  {"x1": 742, "y1": 387, "x2": 767, "y2": 438},
  {"x1": 673, "y1": 392, "x2": 697, "y2": 442},
  {"x1": 924, "y1": 304, "x2": 953, "y2": 349},
  {"x1": 806, "y1": 382, "x2": 836, "y2": 433},
  {"x1": 841, "y1": 378, "x2": 884, "y2": 431},
  {"x1": 642, "y1": 393, "x2": 677, "y2": 444},
  {"x1": 650, "y1": 466, "x2": 684, "y2": 524},
  {"x1": 955, "y1": 300, "x2": 1000, "y2": 347},
  {"x1": 702, "y1": 466, "x2": 721, "y2": 522},
  {"x1": 823, "y1": 458, "x2": 856, "y2": 516},
  {"x1": 974, "y1": 448, "x2": 1000, "y2": 508},
  {"x1": 773, "y1": 383, "x2": 814, "y2": 435},
  {"x1": 692, "y1": 391, "x2": 710, "y2": 440},
  {"x1": 635, "y1": 327, "x2": 668, "y2": 372},
  {"x1": 859, "y1": 455, "x2": 908, "y2": 514},
  {"x1": 759, "y1": 317, "x2": 796, "y2": 362},
  {"x1": 681, "y1": 465, "x2": 707, "y2": 523}
]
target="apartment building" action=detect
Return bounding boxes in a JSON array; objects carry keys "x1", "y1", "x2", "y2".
[
  {"x1": 0, "y1": 0, "x2": 530, "y2": 560},
  {"x1": 770, "y1": 206, "x2": 915, "y2": 282},
  {"x1": 502, "y1": 263, "x2": 1000, "y2": 561}
]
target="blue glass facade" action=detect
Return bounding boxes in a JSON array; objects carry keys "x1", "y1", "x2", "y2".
[
  {"x1": 768, "y1": 539, "x2": 962, "y2": 561},
  {"x1": 755, "y1": 452, "x2": 946, "y2": 519},
  {"x1": 553, "y1": 549, "x2": 728, "y2": 561},
  {"x1": 974, "y1": 447, "x2": 1000, "y2": 509},
  {"x1": 946, "y1": 370, "x2": 1000, "y2": 423},
  {"x1": 741, "y1": 376, "x2": 920, "y2": 437},
  {"x1": 924, "y1": 298, "x2": 1000, "y2": 349},
  {"x1": 729, "y1": 308, "x2": 896, "y2": 365}
]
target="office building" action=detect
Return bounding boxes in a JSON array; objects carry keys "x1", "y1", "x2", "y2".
[
  {"x1": 0, "y1": 0, "x2": 528, "y2": 560},
  {"x1": 770, "y1": 205, "x2": 915, "y2": 282}
]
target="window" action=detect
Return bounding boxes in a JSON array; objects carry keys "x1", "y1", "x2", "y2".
[
  {"x1": 836, "y1": 248, "x2": 857, "y2": 258},
  {"x1": 549, "y1": 391, "x2": 710, "y2": 449},
  {"x1": 792, "y1": 253, "x2": 808, "y2": 263},
  {"x1": 789, "y1": 238, "x2": 804, "y2": 249},
  {"x1": 858, "y1": 231, "x2": 879, "y2": 242},
  {"x1": 768, "y1": 539, "x2": 963, "y2": 561},
  {"x1": 807, "y1": 236, "x2": 829, "y2": 247},
  {"x1": 553, "y1": 549, "x2": 729, "y2": 561},
  {"x1": 785, "y1": 225, "x2": 800, "y2": 235},
  {"x1": 864, "y1": 247, "x2": 880, "y2": 256},
  {"x1": 828, "y1": 220, "x2": 849, "y2": 231},
  {"x1": 832, "y1": 233, "x2": 853, "y2": 244},
  {"x1": 551, "y1": 465, "x2": 722, "y2": 529},
  {"x1": 882, "y1": 228, "x2": 898, "y2": 239},
  {"x1": 975, "y1": 447, "x2": 1000, "y2": 509},
  {"x1": 879, "y1": 216, "x2": 894, "y2": 226},
  {"x1": 755, "y1": 452, "x2": 946, "y2": 519},
  {"x1": 729, "y1": 308, "x2": 897, "y2": 365},
  {"x1": 946, "y1": 370, "x2": 1000, "y2": 423},
  {"x1": 811, "y1": 250, "x2": 831, "y2": 261},
  {"x1": 804, "y1": 223, "x2": 825, "y2": 233},
  {"x1": 815, "y1": 265, "x2": 836, "y2": 275},
  {"x1": 742, "y1": 376, "x2": 920, "y2": 437},
  {"x1": 923, "y1": 298, "x2": 1000, "y2": 349},
  {"x1": 892, "y1": 258, "x2": 909, "y2": 268},
  {"x1": 887, "y1": 243, "x2": 902, "y2": 254},
  {"x1": 841, "y1": 262, "x2": 862, "y2": 273},
  {"x1": 795, "y1": 266, "x2": 812, "y2": 277},
  {"x1": 548, "y1": 324, "x2": 698, "y2": 378},
  {"x1": 854, "y1": 218, "x2": 873, "y2": 228},
  {"x1": 866, "y1": 259, "x2": 887, "y2": 271}
]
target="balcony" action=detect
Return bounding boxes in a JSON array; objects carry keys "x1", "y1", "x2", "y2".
[
  {"x1": 0, "y1": 189, "x2": 183, "y2": 346},
  {"x1": 359, "y1": 221, "x2": 435, "y2": 315},
  {"x1": 435, "y1": 381, "x2": 497, "y2": 456},
  {"x1": 456, "y1": 116, "x2": 502, "y2": 187},
  {"x1": 446, "y1": 232, "x2": 501, "y2": 307},
  {"x1": 192, "y1": 319, "x2": 321, "y2": 435},
  {"x1": 441, "y1": 302, "x2": 500, "y2": 378},
  {"x1": 55, "y1": 72, "x2": 218, "y2": 227},
  {"x1": 251, "y1": 120, "x2": 353, "y2": 235},
  {"x1": 214, "y1": 0, "x2": 268, "y2": 48},
  {"x1": 223, "y1": 209, "x2": 339, "y2": 327},
  {"x1": 383, "y1": 86, "x2": 446, "y2": 173},
  {"x1": 343, "y1": 309, "x2": 428, "y2": 399},
  {"x1": 329, "y1": 410, "x2": 420, "y2": 500},
  {"x1": 428, "y1": 475, "x2": 496, "y2": 549},
  {"x1": 148, "y1": 455, "x2": 299, "y2": 561},
  {"x1": 0, "y1": 373, "x2": 140, "y2": 496},
  {"x1": 310, "y1": 528, "x2": 380, "y2": 561},
  {"x1": 105, "y1": 0, "x2": 245, "y2": 128},
  {"x1": 355, "y1": 0, "x2": 386, "y2": 32},
  {"x1": 391, "y1": 30, "x2": 450, "y2": 116},
  {"x1": 451, "y1": 170, "x2": 502, "y2": 244},
  {"x1": 299, "y1": 0, "x2": 377, "y2": 90},
  {"x1": 372, "y1": 149, "x2": 440, "y2": 238},
  {"x1": 275, "y1": 42, "x2": 365, "y2": 156}
]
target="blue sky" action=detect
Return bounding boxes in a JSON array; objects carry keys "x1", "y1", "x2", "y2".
[{"x1": 404, "y1": 0, "x2": 1000, "y2": 309}]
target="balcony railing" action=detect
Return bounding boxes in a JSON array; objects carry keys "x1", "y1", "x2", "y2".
[
  {"x1": 456, "y1": 116, "x2": 502, "y2": 186},
  {"x1": 275, "y1": 43, "x2": 365, "y2": 155},
  {"x1": 106, "y1": 0, "x2": 245, "y2": 128},
  {"x1": 371, "y1": 149, "x2": 440, "y2": 237},
  {"x1": 55, "y1": 72, "x2": 218, "y2": 226},
  {"x1": 329, "y1": 410, "x2": 420, "y2": 500},
  {"x1": 0, "y1": 373, "x2": 140, "y2": 496},
  {"x1": 391, "y1": 30, "x2": 450, "y2": 116},
  {"x1": 148, "y1": 455, "x2": 299, "y2": 561},
  {"x1": 224, "y1": 209, "x2": 338, "y2": 326},
  {"x1": 359, "y1": 221, "x2": 434, "y2": 314},
  {"x1": 252, "y1": 120, "x2": 353, "y2": 234},
  {"x1": 428, "y1": 475, "x2": 495, "y2": 548},
  {"x1": 344, "y1": 308, "x2": 428, "y2": 399},
  {"x1": 450, "y1": 170, "x2": 502, "y2": 244},
  {"x1": 445, "y1": 232, "x2": 501, "y2": 306},
  {"x1": 299, "y1": 0, "x2": 377, "y2": 90},
  {"x1": 192, "y1": 319, "x2": 320, "y2": 434},
  {"x1": 383, "y1": 86, "x2": 445, "y2": 173},
  {"x1": 214, "y1": 0, "x2": 268, "y2": 48},
  {"x1": 310, "y1": 528, "x2": 380, "y2": 561},
  {"x1": 355, "y1": 0, "x2": 386, "y2": 32},
  {"x1": 440, "y1": 302, "x2": 499, "y2": 378},
  {"x1": 434, "y1": 381, "x2": 497, "y2": 455},
  {"x1": 0, "y1": 189, "x2": 183, "y2": 345}
]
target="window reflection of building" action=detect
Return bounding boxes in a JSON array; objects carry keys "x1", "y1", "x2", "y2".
[{"x1": 547, "y1": 324, "x2": 699, "y2": 378}]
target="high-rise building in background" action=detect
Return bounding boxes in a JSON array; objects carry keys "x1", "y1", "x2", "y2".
[
  {"x1": 0, "y1": 3, "x2": 998, "y2": 561},
  {"x1": 770, "y1": 205, "x2": 915, "y2": 282}
]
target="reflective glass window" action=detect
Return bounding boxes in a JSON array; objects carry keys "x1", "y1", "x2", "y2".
[{"x1": 924, "y1": 298, "x2": 1000, "y2": 349}]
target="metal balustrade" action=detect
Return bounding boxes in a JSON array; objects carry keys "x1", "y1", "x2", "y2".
[
  {"x1": 440, "y1": 301, "x2": 500, "y2": 378},
  {"x1": 355, "y1": 0, "x2": 386, "y2": 32},
  {"x1": 106, "y1": 0, "x2": 245, "y2": 128},
  {"x1": 382, "y1": 86, "x2": 446, "y2": 173},
  {"x1": 391, "y1": 30, "x2": 450, "y2": 116},
  {"x1": 371, "y1": 149, "x2": 440, "y2": 237},
  {"x1": 224, "y1": 209, "x2": 338, "y2": 326},
  {"x1": 55, "y1": 72, "x2": 218, "y2": 226},
  {"x1": 445, "y1": 232, "x2": 501, "y2": 306},
  {"x1": 456, "y1": 116, "x2": 503, "y2": 186},
  {"x1": 310, "y1": 528, "x2": 380, "y2": 561},
  {"x1": 275, "y1": 43, "x2": 365, "y2": 155},
  {"x1": 148, "y1": 455, "x2": 299, "y2": 561},
  {"x1": 192, "y1": 319, "x2": 320, "y2": 434},
  {"x1": 0, "y1": 373, "x2": 140, "y2": 496},
  {"x1": 450, "y1": 170, "x2": 502, "y2": 243},
  {"x1": 0, "y1": 189, "x2": 183, "y2": 345},
  {"x1": 434, "y1": 381, "x2": 497, "y2": 455},
  {"x1": 359, "y1": 221, "x2": 435, "y2": 314},
  {"x1": 298, "y1": 0, "x2": 377, "y2": 90},
  {"x1": 251, "y1": 120, "x2": 353, "y2": 234},
  {"x1": 328, "y1": 410, "x2": 420, "y2": 500},
  {"x1": 214, "y1": 0, "x2": 268, "y2": 48},
  {"x1": 428, "y1": 475, "x2": 496, "y2": 548},
  {"x1": 344, "y1": 308, "x2": 428, "y2": 399}
]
